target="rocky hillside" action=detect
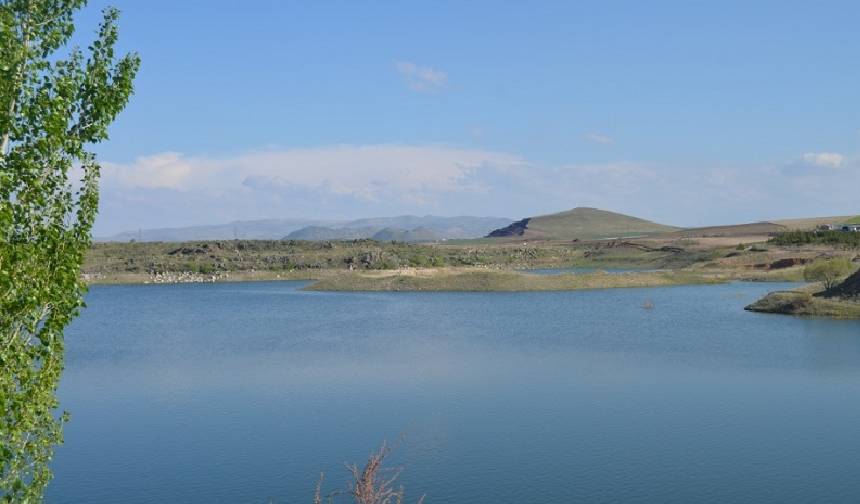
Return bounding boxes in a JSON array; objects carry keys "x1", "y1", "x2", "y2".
[
  {"x1": 487, "y1": 218, "x2": 530, "y2": 238},
  {"x1": 826, "y1": 269, "x2": 860, "y2": 298}
]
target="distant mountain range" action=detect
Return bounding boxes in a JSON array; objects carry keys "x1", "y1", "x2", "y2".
[
  {"x1": 98, "y1": 215, "x2": 514, "y2": 242},
  {"x1": 285, "y1": 226, "x2": 446, "y2": 242},
  {"x1": 96, "y1": 208, "x2": 860, "y2": 244},
  {"x1": 284, "y1": 216, "x2": 514, "y2": 242},
  {"x1": 285, "y1": 226, "x2": 379, "y2": 241},
  {"x1": 99, "y1": 219, "x2": 338, "y2": 242},
  {"x1": 486, "y1": 207, "x2": 679, "y2": 240}
]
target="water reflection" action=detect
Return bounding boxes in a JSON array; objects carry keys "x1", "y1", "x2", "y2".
[
  {"x1": 800, "y1": 319, "x2": 860, "y2": 373},
  {"x1": 49, "y1": 281, "x2": 860, "y2": 503}
]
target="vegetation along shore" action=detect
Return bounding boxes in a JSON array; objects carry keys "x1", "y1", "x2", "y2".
[{"x1": 82, "y1": 209, "x2": 860, "y2": 317}]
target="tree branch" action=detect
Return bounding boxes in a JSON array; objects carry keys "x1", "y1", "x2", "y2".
[{"x1": 0, "y1": 1, "x2": 33, "y2": 158}]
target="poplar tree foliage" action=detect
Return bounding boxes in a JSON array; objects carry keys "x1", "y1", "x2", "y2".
[{"x1": 0, "y1": 1, "x2": 138, "y2": 500}]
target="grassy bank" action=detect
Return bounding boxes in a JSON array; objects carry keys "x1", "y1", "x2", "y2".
[{"x1": 303, "y1": 267, "x2": 734, "y2": 292}]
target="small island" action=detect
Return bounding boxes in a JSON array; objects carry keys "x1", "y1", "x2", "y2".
[{"x1": 746, "y1": 268, "x2": 860, "y2": 318}]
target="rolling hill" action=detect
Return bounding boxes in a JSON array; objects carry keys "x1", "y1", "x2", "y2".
[{"x1": 487, "y1": 207, "x2": 679, "y2": 240}]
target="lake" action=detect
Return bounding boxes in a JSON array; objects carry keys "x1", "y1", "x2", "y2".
[{"x1": 49, "y1": 281, "x2": 860, "y2": 503}]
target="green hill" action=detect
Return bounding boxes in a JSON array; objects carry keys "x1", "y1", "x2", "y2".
[
  {"x1": 487, "y1": 207, "x2": 678, "y2": 240},
  {"x1": 845, "y1": 215, "x2": 860, "y2": 225}
]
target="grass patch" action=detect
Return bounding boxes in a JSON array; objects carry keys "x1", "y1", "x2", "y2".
[{"x1": 303, "y1": 267, "x2": 729, "y2": 292}]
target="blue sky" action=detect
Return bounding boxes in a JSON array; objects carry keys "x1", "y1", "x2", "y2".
[{"x1": 73, "y1": 1, "x2": 860, "y2": 234}]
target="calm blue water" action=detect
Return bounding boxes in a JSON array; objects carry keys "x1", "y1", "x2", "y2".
[{"x1": 49, "y1": 281, "x2": 860, "y2": 503}]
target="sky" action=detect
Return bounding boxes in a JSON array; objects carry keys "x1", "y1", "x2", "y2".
[{"x1": 69, "y1": 1, "x2": 860, "y2": 235}]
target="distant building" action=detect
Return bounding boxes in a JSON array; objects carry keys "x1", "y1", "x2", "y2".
[
  {"x1": 842, "y1": 224, "x2": 860, "y2": 232},
  {"x1": 817, "y1": 224, "x2": 837, "y2": 231}
]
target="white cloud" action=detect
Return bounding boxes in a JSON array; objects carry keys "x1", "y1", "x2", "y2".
[
  {"x1": 94, "y1": 145, "x2": 860, "y2": 235},
  {"x1": 800, "y1": 152, "x2": 844, "y2": 169},
  {"x1": 396, "y1": 62, "x2": 447, "y2": 92},
  {"x1": 782, "y1": 152, "x2": 852, "y2": 176},
  {"x1": 103, "y1": 145, "x2": 524, "y2": 202},
  {"x1": 584, "y1": 133, "x2": 614, "y2": 145},
  {"x1": 103, "y1": 152, "x2": 211, "y2": 190}
]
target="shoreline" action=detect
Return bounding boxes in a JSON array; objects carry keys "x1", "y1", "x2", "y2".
[
  {"x1": 84, "y1": 264, "x2": 860, "y2": 318},
  {"x1": 83, "y1": 269, "x2": 322, "y2": 285},
  {"x1": 85, "y1": 265, "x2": 805, "y2": 291},
  {"x1": 80, "y1": 239, "x2": 860, "y2": 317}
]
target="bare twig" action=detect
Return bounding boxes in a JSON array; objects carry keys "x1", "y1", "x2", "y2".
[
  {"x1": 315, "y1": 442, "x2": 424, "y2": 504},
  {"x1": 314, "y1": 473, "x2": 324, "y2": 504}
]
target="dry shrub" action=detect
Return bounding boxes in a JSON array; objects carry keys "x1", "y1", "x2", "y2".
[{"x1": 315, "y1": 443, "x2": 425, "y2": 504}]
